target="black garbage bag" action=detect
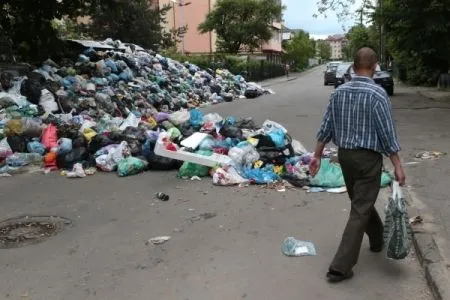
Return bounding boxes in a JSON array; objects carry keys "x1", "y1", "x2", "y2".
[
  {"x1": 7, "y1": 136, "x2": 28, "y2": 153},
  {"x1": 223, "y1": 93, "x2": 233, "y2": 102},
  {"x1": 147, "y1": 154, "x2": 182, "y2": 171},
  {"x1": 281, "y1": 174, "x2": 310, "y2": 188},
  {"x1": 210, "y1": 84, "x2": 221, "y2": 94},
  {"x1": 179, "y1": 124, "x2": 196, "y2": 137},
  {"x1": 72, "y1": 136, "x2": 86, "y2": 148},
  {"x1": 20, "y1": 79, "x2": 43, "y2": 105},
  {"x1": 244, "y1": 88, "x2": 261, "y2": 99},
  {"x1": 219, "y1": 125, "x2": 243, "y2": 139},
  {"x1": 236, "y1": 117, "x2": 256, "y2": 129},
  {"x1": 57, "y1": 124, "x2": 80, "y2": 140},
  {"x1": 87, "y1": 134, "x2": 115, "y2": 154},
  {"x1": 0, "y1": 72, "x2": 14, "y2": 91},
  {"x1": 253, "y1": 134, "x2": 276, "y2": 148},
  {"x1": 56, "y1": 147, "x2": 88, "y2": 170}
]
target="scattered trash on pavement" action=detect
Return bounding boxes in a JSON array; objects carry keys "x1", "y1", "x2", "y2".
[
  {"x1": 146, "y1": 236, "x2": 171, "y2": 245},
  {"x1": 415, "y1": 151, "x2": 446, "y2": 160},
  {"x1": 155, "y1": 192, "x2": 170, "y2": 201},
  {"x1": 281, "y1": 237, "x2": 317, "y2": 257},
  {"x1": 409, "y1": 216, "x2": 423, "y2": 226}
]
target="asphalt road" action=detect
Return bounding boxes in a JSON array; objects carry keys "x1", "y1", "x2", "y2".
[{"x1": 0, "y1": 67, "x2": 432, "y2": 300}]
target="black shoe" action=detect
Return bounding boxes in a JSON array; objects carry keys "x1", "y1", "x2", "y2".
[
  {"x1": 370, "y1": 244, "x2": 384, "y2": 253},
  {"x1": 326, "y1": 270, "x2": 354, "y2": 283}
]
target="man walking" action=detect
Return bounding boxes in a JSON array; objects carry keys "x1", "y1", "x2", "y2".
[{"x1": 309, "y1": 47, "x2": 406, "y2": 283}]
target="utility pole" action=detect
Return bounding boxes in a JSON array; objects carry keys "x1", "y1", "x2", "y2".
[
  {"x1": 379, "y1": 0, "x2": 385, "y2": 67},
  {"x1": 180, "y1": 0, "x2": 185, "y2": 55}
]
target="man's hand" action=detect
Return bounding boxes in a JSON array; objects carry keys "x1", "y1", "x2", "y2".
[
  {"x1": 389, "y1": 153, "x2": 406, "y2": 186},
  {"x1": 395, "y1": 166, "x2": 406, "y2": 186},
  {"x1": 309, "y1": 156, "x2": 321, "y2": 176}
]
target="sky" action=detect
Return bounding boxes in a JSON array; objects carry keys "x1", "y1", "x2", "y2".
[{"x1": 282, "y1": 0, "x2": 362, "y2": 39}]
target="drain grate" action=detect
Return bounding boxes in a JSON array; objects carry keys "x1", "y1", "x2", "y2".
[{"x1": 0, "y1": 216, "x2": 72, "y2": 249}]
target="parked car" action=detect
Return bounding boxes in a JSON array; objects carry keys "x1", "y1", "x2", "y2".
[
  {"x1": 324, "y1": 63, "x2": 339, "y2": 86},
  {"x1": 343, "y1": 64, "x2": 394, "y2": 96},
  {"x1": 334, "y1": 62, "x2": 352, "y2": 88}
]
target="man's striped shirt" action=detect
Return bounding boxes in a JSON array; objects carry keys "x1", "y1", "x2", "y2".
[{"x1": 317, "y1": 76, "x2": 401, "y2": 156}]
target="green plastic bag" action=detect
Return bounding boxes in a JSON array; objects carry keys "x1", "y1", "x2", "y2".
[
  {"x1": 381, "y1": 172, "x2": 393, "y2": 187},
  {"x1": 177, "y1": 150, "x2": 212, "y2": 178},
  {"x1": 309, "y1": 159, "x2": 345, "y2": 188},
  {"x1": 310, "y1": 159, "x2": 394, "y2": 188},
  {"x1": 117, "y1": 157, "x2": 148, "y2": 177}
]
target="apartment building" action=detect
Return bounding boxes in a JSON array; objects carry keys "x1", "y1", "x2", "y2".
[
  {"x1": 155, "y1": 0, "x2": 283, "y2": 62},
  {"x1": 325, "y1": 34, "x2": 348, "y2": 60}
]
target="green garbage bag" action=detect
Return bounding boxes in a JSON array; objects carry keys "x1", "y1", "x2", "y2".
[
  {"x1": 177, "y1": 150, "x2": 212, "y2": 178},
  {"x1": 310, "y1": 159, "x2": 395, "y2": 188},
  {"x1": 309, "y1": 159, "x2": 345, "y2": 188},
  {"x1": 117, "y1": 157, "x2": 148, "y2": 177},
  {"x1": 381, "y1": 172, "x2": 393, "y2": 187}
]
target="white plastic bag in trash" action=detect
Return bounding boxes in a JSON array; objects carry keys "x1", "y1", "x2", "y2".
[
  {"x1": 66, "y1": 163, "x2": 86, "y2": 178},
  {"x1": 39, "y1": 89, "x2": 58, "y2": 113},
  {"x1": 292, "y1": 139, "x2": 308, "y2": 155},
  {"x1": 169, "y1": 110, "x2": 190, "y2": 126},
  {"x1": 213, "y1": 167, "x2": 249, "y2": 186},
  {"x1": 119, "y1": 113, "x2": 140, "y2": 131}
]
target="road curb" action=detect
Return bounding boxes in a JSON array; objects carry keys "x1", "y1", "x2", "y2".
[{"x1": 405, "y1": 188, "x2": 450, "y2": 300}]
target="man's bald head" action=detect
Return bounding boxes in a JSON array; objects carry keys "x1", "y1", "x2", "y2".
[{"x1": 353, "y1": 47, "x2": 378, "y2": 71}]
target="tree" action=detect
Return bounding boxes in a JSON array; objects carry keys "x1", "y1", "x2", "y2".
[
  {"x1": 283, "y1": 30, "x2": 315, "y2": 70},
  {"x1": 317, "y1": 41, "x2": 332, "y2": 60},
  {"x1": 1, "y1": 0, "x2": 88, "y2": 62},
  {"x1": 81, "y1": 0, "x2": 183, "y2": 51},
  {"x1": 198, "y1": 0, "x2": 284, "y2": 54},
  {"x1": 381, "y1": 0, "x2": 450, "y2": 85}
]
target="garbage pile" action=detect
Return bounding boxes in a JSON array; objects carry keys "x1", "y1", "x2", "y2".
[
  {"x1": 0, "y1": 43, "x2": 391, "y2": 188},
  {"x1": 0, "y1": 95, "x2": 393, "y2": 190}
]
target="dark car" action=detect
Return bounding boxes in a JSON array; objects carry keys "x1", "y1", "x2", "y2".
[
  {"x1": 344, "y1": 64, "x2": 394, "y2": 96},
  {"x1": 324, "y1": 64, "x2": 339, "y2": 85},
  {"x1": 334, "y1": 62, "x2": 352, "y2": 88}
]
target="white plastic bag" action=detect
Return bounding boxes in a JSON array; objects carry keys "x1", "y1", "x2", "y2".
[
  {"x1": 203, "y1": 113, "x2": 223, "y2": 124},
  {"x1": 213, "y1": 167, "x2": 249, "y2": 186},
  {"x1": 0, "y1": 138, "x2": 13, "y2": 159},
  {"x1": 169, "y1": 110, "x2": 190, "y2": 126},
  {"x1": 119, "y1": 113, "x2": 140, "y2": 131},
  {"x1": 66, "y1": 163, "x2": 86, "y2": 178},
  {"x1": 384, "y1": 181, "x2": 412, "y2": 260},
  {"x1": 39, "y1": 89, "x2": 58, "y2": 113}
]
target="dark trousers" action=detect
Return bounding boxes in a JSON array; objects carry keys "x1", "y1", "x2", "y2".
[{"x1": 330, "y1": 149, "x2": 384, "y2": 274}]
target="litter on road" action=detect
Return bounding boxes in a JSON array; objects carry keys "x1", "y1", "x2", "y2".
[{"x1": 281, "y1": 237, "x2": 317, "y2": 257}]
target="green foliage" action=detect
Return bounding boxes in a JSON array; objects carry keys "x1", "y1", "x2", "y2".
[
  {"x1": 283, "y1": 30, "x2": 315, "y2": 70},
  {"x1": 1, "y1": 0, "x2": 87, "y2": 62},
  {"x1": 317, "y1": 41, "x2": 332, "y2": 60},
  {"x1": 382, "y1": 0, "x2": 450, "y2": 85},
  {"x1": 198, "y1": 0, "x2": 284, "y2": 54},
  {"x1": 81, "y1": 1, "x2": 182, "y2": 51},
  {"x1": 318, "y1": 0, "x2": 450, "y2": 85},
  {"x1": 344, "y1": 24, "x2": 379, "y2": 59},
  {"x1": 51, "y1": 18, "x2": 90, "y2": 40}
]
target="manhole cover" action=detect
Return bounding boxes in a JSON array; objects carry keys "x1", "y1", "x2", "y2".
[{"x1": 0, "y1": 216, "x2": 72, "y2": 249}]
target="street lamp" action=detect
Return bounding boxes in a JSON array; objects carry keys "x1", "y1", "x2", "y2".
[{"x1": 171, "y1": 0, "x2": 191, "y2": 55}]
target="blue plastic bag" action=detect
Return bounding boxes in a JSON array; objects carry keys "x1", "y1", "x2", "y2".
[
  {"x1": 57, "y1": 138, "x2": 73, "y2": 155},
  {"x1": 268, "y1": 129, "x2": 285, "y2": 148},
  {"x1": 309, "y1": 159, "x2": 344, "y2": 188},
  {"x1": 27, "y1": 140, "x2": 45, "y2": 155},
  {"x1": 189, "y1": 109, "x2": 204, "y2": 128},
  {"x1": 242, "y1": 166, "x2": 279, "y2": 184}
]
